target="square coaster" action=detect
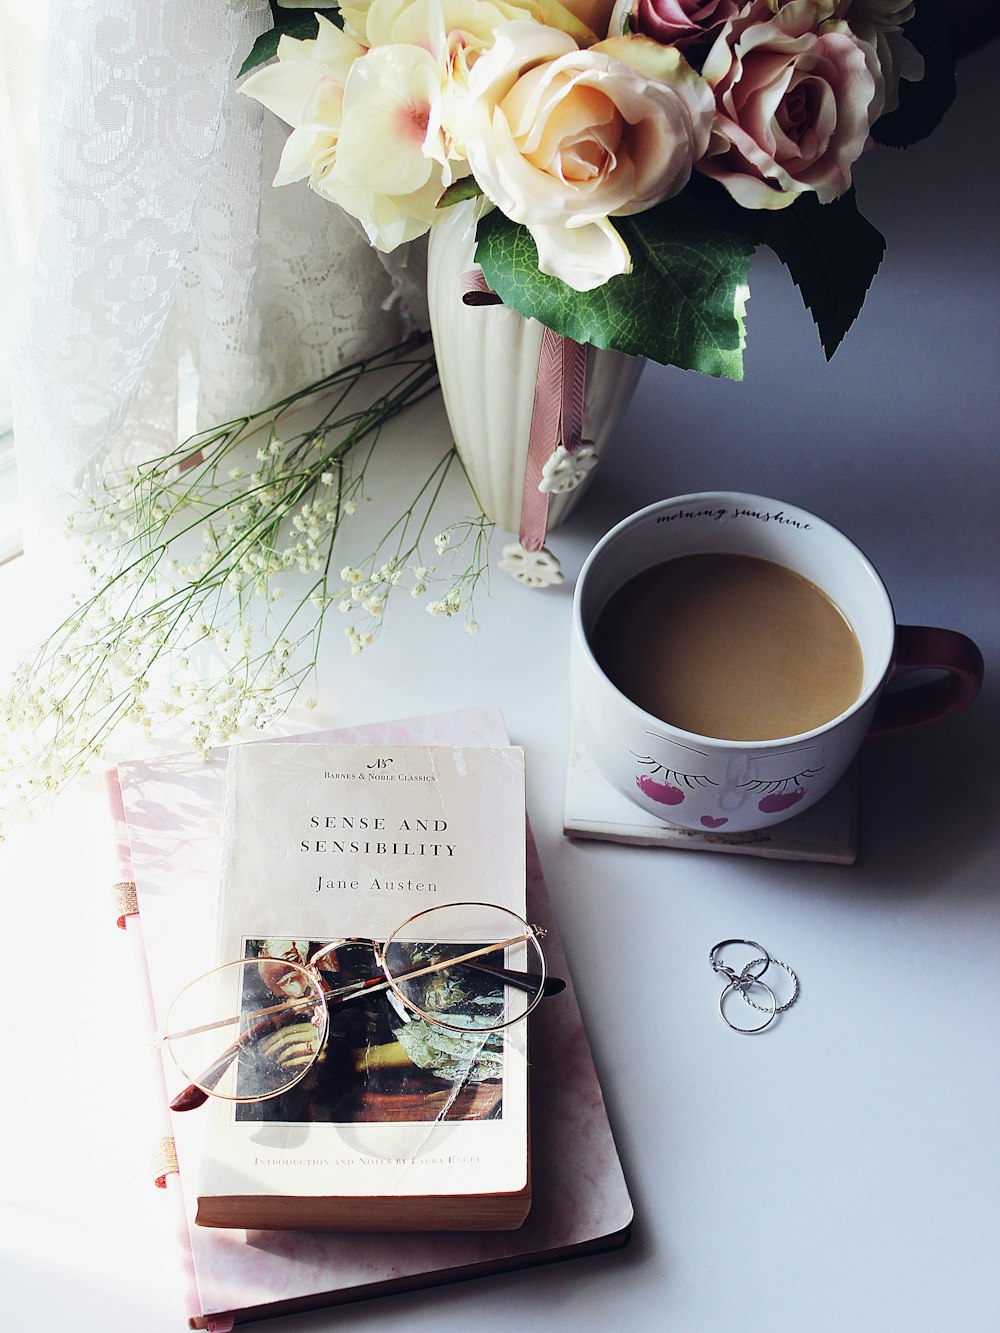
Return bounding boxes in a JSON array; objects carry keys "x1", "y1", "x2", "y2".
[{"x1": 563, "y1": 727, "x2": 858, "y2": 865}]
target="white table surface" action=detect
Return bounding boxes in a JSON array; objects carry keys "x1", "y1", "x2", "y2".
[{"x1": 2, "y1": 39, "x2": 997, "y2": 1333}]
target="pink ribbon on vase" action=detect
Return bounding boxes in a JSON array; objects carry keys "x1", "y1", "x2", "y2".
[{"x1": 461, "y1": 270, "x2": 587, "y2": 553}]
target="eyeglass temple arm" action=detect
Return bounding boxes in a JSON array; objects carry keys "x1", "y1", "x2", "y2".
[
  {"x1": 317, "y1": 956, "x2": 563, "y2": 999},
  {"x1": 456, "y1": 960, "x2": 565, "y2": 997},
  {"x1": 169, "y1": 1035, "x2": 252, "y2": 1112},
  {"x1": 314, "y1": 943, "x2": 562, "y2": 999}
]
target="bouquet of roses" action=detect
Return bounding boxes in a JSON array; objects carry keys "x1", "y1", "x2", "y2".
[
  {"x1": 241, "y1": 0, "x2": 954, "y2": 379},
  {"x1": 0, "y1": 0, "x2": 960, "y2": 824}
]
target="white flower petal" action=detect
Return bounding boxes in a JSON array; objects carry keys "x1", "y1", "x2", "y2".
[
  {"x1": 312, "y1": 173, "x2": 440, "y2": 250},
  {"x1": 273, "y1": 128, "x2": 334, "y2": 185},
  {"x1": 529, "y1": 217, "x2": 631, "y2": 291},
  {"x1": 241, "y1": 60, "x2": 320, "y2": 127},
  {"x1": 337, "y1": 46, "x2": 443, "y2": 196}
]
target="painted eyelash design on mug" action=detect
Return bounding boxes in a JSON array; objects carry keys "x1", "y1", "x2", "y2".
[
  {"x1": 738, "y1": 767, "x2": 825, "y2": 814},
  {"x1": 631, "y1": 754, "x2": 718, "y2": 807},
  {"x1": 738, "y1": 768, "x2": 824, "y2": 795}
]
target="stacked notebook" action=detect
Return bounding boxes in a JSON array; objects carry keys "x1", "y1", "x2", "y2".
[{"x1": 109, "y1": 705, "x2": 632, "y2": 1330}]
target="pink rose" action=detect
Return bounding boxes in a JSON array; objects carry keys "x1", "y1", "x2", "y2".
[
  {"x1": 696, "y1": 0, "x2": 885, "y2": 210},
  {"x1": 612, "y1": 0, "x2": 743, "y2": 51}
]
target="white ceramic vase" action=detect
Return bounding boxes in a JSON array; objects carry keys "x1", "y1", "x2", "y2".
[{"x1": 426, "y1": 202, "x2": 646, "y2": 536}]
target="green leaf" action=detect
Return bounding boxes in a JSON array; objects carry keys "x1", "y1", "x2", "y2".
[
  {"x1": 474, "y1": 193, "x2": 756, "y2": 380},
  {"x1": 870, "y1": 0, "x2": 956, "y2": 148},
  {"x1": 753, "y1": 189, "x2": 885, "y2": 359},
  {"x1": 437, "y1": 178, "x2": 484, "y2": 209}
]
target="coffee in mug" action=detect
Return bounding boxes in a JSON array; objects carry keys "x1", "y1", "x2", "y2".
[
  {"x1": 570, "y1": 493, "x2": 983, "y2": 833},
  {"x1": 591, "y1": 553, "x2": 864, "y2": 742}
]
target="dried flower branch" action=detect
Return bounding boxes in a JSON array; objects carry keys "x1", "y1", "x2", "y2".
[{"x1": 0, "y1": 341, "x2": 492, "y2": 826}]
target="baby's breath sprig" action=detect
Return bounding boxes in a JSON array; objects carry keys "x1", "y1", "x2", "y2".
[
  {"x1": 334, "y1": 450, "x2": 493, "y2": 649},
  {"x1": 0, "y1": 339, "x2": 493, "y2": 826}
]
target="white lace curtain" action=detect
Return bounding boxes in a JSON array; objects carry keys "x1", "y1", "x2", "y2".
[{"x1": 12, "y1": 0, "x2": 425, "y2": 546}]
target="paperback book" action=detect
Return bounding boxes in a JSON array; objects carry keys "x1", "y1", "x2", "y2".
[{"x1": 191, "y1": 741, "x2": 531, "y2": 1230}]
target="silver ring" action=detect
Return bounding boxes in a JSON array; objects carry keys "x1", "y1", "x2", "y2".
[
  {"x1": 709, "y1": 938, "x2": 771, "y2": 983},
  {"x1": 718, "y1": 977, "x2": 777, "y2": 1033},
  {"x1": 739, "y1": 957, "x2": 800, "y2": 1013}
]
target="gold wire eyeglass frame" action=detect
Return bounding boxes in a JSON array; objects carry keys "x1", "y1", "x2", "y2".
[{"x1": 158, "y1": 901, "x2": 551, "y2": 1111}]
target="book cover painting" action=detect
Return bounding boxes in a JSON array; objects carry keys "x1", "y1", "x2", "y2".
[
  {"x1": 230, "y1": 931, "x2": 510, "y2": 1126},
  {"x1": 197, "y1": 741, "x2": 529, "y2": 1207}
]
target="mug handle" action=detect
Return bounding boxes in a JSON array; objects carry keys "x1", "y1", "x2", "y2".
[{"x1": 869, "y1": 625, "x2": 984, "y2": 737}]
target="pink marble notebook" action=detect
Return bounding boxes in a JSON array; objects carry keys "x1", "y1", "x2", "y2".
[{"x1": 108, "y1": 706, "x2": 633, "y2": 1331}]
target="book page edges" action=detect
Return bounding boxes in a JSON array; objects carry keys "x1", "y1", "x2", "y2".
[{"x1": 194, "y1": 1181, "x2": 532, "y2": 1232}]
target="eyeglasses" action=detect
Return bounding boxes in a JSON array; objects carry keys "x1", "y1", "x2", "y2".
[{"x1": 159, "y1": 902, "x2": 560, "y2": 1112}]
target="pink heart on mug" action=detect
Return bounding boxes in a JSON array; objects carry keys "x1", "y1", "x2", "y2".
[
  {"x1": 701, "y1": 815, "x2": 729, "y2": 829},
  {"x1": 758, "y1": 787, "x2": 806, "y2": 814},
  {"x1": 636, "y1": 774, "x2": 685, "y2": 805}
]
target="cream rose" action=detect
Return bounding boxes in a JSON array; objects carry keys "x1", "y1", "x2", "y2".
[
  {"x1": 696, "y1": 0, "x2": 885, "y2": 210},
  {"x1": 454, "y1": 21, "x2": 714, "y2": 291}
]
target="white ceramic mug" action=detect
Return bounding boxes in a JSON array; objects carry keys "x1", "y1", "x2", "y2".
[{"x1": 570, "y1": 492, "x2": 984, "y2": 833}]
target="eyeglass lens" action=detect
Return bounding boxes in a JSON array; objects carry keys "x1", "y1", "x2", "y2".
[
  {"x1": 382, "y1": 902, "x2": 546, "y2": 1033},
  {"x1": 162, "y1": 957, "x2": 329, "y2": 1103}
]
